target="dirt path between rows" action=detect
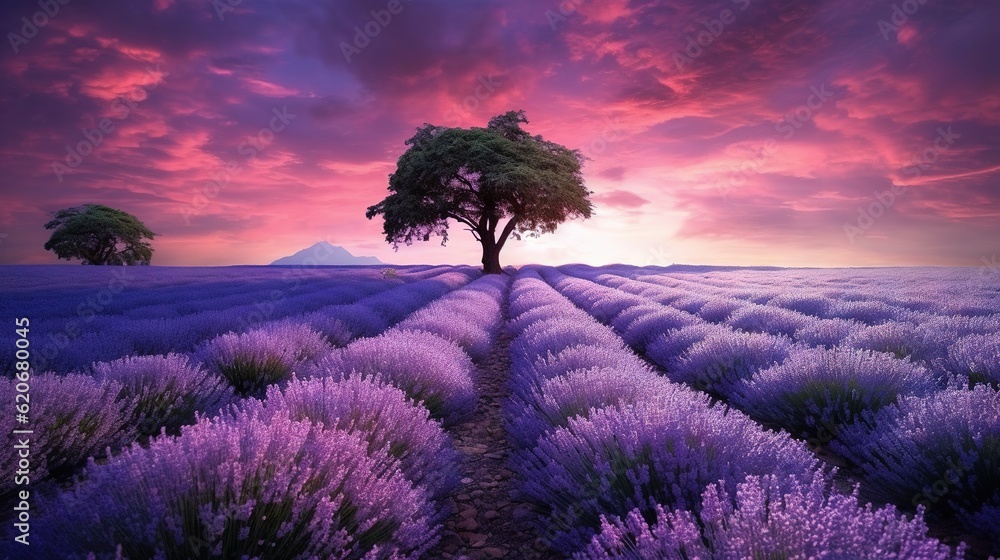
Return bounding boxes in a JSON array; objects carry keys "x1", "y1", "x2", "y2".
[{"x1": 427, "y1": 282, "x2": 557, "y2": 560}]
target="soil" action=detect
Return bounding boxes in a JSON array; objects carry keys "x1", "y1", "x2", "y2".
[{"x1": 426, "y1": 283, "x2": 559, "y2": 560}]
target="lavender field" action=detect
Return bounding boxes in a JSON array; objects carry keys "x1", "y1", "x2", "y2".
[{"x1": 1, "y1": 264, "x2": 998, "y2": 559}]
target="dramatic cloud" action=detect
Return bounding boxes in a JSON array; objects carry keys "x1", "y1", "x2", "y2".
[{"x1": 0, "y1": 0, "x2": 997, "y2": 267}]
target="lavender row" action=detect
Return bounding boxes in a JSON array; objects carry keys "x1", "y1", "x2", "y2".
[
  {"x1": 296, "y1": 274, "x2": 513, "y2": 425},
  {"x1": 579, "y1": 264, "x2": 999, "y2": 322},
  {"x1": 504, "y1": 268, "x2": 957, "y2": 557},
  {"x1": 0, "y1": 265, "x2": 417, "y2": 321},
  {"x1": 24, "y1": 376, "x2": 456, "y2": 558},
  {"x1": 544, "y1": 268, "x2": 995, "y2": 551},
  {"x1": 0, "y1": 271, "x2": 488, "y2": 504},
  {"x1": 1, "y1": 354, "x2": 234, "y2": 502},
  {"x1": 7, "y1": 274, "x2": 496, "y2": 556},
  {"x1": 4, "y1": 301, "x2": 481, "y2": 521},
  {"x1": 3, "y1": 268, "x2": 478, "y2": 376},
  {"x1": 392, "y1": 273, "x2": 510, "y2": 360},
  {"x1": 555, "y1": 266, "x2": 999, "y2": 384}
]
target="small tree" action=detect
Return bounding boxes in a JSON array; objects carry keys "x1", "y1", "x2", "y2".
[
  {"x1": 366, "y1": 110, "x2": 593, "y2": 274},
  {"x1": 44, "y1": 204, "x2": 157, "y2": 265}
]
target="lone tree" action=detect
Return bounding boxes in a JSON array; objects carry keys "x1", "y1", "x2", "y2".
[
  {"x1": 366, "y1": 110, "x2": 593, "y2": 274},
  {"x1": 44, "y1": 204, "x2": 157, "y2": 265}
]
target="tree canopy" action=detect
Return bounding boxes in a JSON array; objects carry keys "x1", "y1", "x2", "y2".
[
  {"x1": 366, "y1": 110, "x2": 593, "y2": 273},
  {"x1": 43, "y1": 204, "x2": 157, "y2": 265}
]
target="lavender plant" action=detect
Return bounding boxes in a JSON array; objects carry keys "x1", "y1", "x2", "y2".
[
  {"x1": 767, "y1": 293, "x2": 833, "y2": 316},
  {"x1": 843, "y1": 321, "x2": 927, "y2": 360},
  {"x1": 645, "y1": 322, "x2": 728, "y2": 371},
  {"x1": 793, "y1": 317, "x2": 862, "y2": 348},
  {"x1": 612, "y1": 305, "x2": 700, "y2": 351},
  {"x1": 696, "y1": 298, "x2": 744, "y2": 323},
  {"x1": 731, "y1": 347, "x2": 938, "y2": 442},
  {"x1": 195, "y1": 322, "x2": 330, "y2": 397},
  {"x1": 510, "y1": 317, "x2": 624, "y2": 368},
  {"x1": 669, "y1": 329, "x2": 794, "y2": 397},
  {"x1": 35, "y1": 409, "x2": 438, "y2": 559},
  {"x1": 246, "y1": 376, "x2": 460, "y2": 502},
  {"x1": 1, "y1": 373, "x2": 137, "y2": 499},
  {"x1": 393, "y1": 274, "x2": 507, "y2": 360},
  {"x1": 506, "y1": 366, "x2": 686, "y2": 449},
  {"x1": 826, "y1": 299, "x2": 905, "y2": 325},
  {"x1": 833, "y1": 384, "x2": 1000, "y2": 544},
  {"x1": 726, "y1": 303, "x2": 813, "y2": 337},
  {"x1": 518, "y1": 343, "x2": 650, "y2": 392},
  {"x1": 91, "y1": 353, "x2": 233, "y2": 438},
  {"x1": 579, "y1": 472, "x2": 964, "y2": 559},
  {"x1": 944, "y1": 333, "x2": 1000, "y2": 387},
  {"x1": 306, "y1": 330, "x2": 477, "y2": 426},
  {"x1": 516, "y1": 399, "x2": 818, "y2": 553}
]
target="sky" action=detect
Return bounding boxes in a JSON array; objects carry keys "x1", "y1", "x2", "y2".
[{"x1": 0, "y1": 0, "x2": 998, "y2": 268}]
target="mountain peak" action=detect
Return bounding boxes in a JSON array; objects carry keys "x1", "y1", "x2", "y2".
[{"x1": 270, "y1": 242, "x2": 383, "y2": 266}]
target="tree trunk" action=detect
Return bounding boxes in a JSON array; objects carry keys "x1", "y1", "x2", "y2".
[{"x1": 480, "y1": 237, "x2": 503, "y2": 274}]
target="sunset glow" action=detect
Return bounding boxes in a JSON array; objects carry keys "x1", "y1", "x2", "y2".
[{"x1": 1, "y1": 0, "x2": 997, "y2": 267}]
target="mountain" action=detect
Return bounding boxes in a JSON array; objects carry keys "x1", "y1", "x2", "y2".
[{"x1": 270, "y1": 242, "x2": 383, "y2": 266}]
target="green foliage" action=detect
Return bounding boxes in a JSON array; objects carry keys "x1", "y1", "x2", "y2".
[
  {"x1": 43, "y1": 203, "x2": 157, "y2": 265},
  {"x1": 366, "y1": 110, "x2": 593, "y2": 272}
]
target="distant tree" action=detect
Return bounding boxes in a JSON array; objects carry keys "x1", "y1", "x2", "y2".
[
  {"x1": 366, "y1": 110, "x2": 593, "y2": 274},
  {"x1": 44, "y1": 204, "x2": 157, "y2": 265}
]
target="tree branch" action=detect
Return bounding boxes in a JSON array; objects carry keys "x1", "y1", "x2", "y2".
[
  {"x1": 445, "y1": 212, "x2": 478, "y2": 230},
  {"x1": 496, "y1": 216, "x2": 520, "y2": 252}
]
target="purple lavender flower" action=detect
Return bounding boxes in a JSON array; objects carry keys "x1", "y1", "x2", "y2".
[
  {"x1": 245, "y1": 376, "x2": 460, "y2": 502},
  {"x1": 766, "y1": 293, "x2": 832, "y2": 317},
  {"x1": 833, "y1": 384, "x2": 1000, "y2": 544},
  {"x1": 843, "y1": 321, "x2": 927, "y2": 360},
  {"x1": 669, "y1": 329, "x2": 794, "y2": 397},
  {"x1": 195, "y1": 321, "x2": 331, "y2": 397},
  {"x1": 696, "y1": 298, "x2": 745, "y2": 323},
  {"x1": 91, "y1": 353, "x2": 233, "y2": 437},
  {"x1": 394, "y1": 274, "x2": 508, "y2": 360},
  {"x1": 731, "y1": 347, "x2": 938, "y2": 442},
  {"x1": 611, "y1": 305, "x2": 700, "y2": 351},
  {"x1": 516, "y1": 399, "x2": 818, "y2": 553},
  {"x1": 511, "y1": 317, "x2": 625, "y2": 368},
  {"x1": 35, "y1": 409, "x2": 438, "y2": 559},
  {"x1": 944, "y1": 333, "x2": 1000, "y2": 386},
  {"x1": 1, "y1": 373, "x2": 137, "y2": 499},
  {"x1": 506, "y1": 366, "x2": 689, "y2": 449},
  {"x1": 794, "y1": 317, "x2": 862, "y2": 348},
  {"x1": 521, "y1": 344, "x2": 649, "y2": 388},
  {"x1": 508, "y1": 300, "x2": 568, "y2": 336},
  {"x1": 826, "y1": 299, "x2": 906, "y2": 325},
  {"x1": 645, "y1": 322, "x2": 729, "y2": 371},
  {"x1": 305, "y1": 330, "x2": 477, "y2": 426},
  {"x1": 726, "y1": 303, "x2": 813, "y2": 337},
  {"x1": 580, "y1": 472, "x2": 965, "y2": 559}
]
